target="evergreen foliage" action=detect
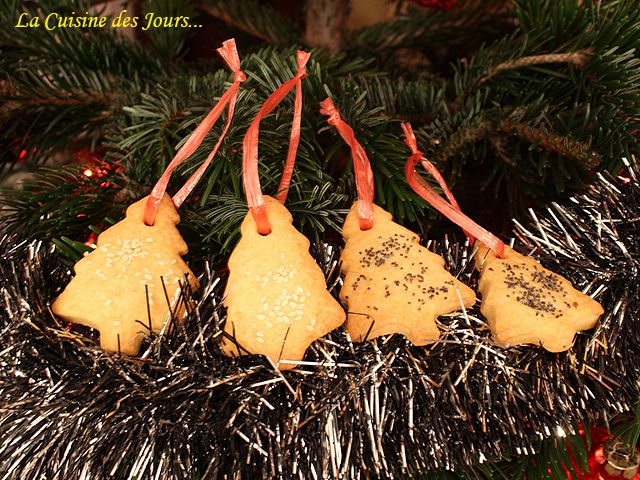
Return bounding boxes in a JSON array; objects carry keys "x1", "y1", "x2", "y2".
[
  {"x1": 2, "y1": 0, "x2": 639, "y2": 251},
  {"x1": 1, "y1": 0, "x2": 639, "y2": 476}
]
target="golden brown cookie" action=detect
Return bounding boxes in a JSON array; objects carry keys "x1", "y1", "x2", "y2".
[
  {"x1": 474, "y1": 243, "x2": 603, "y2": 351},
  {"x1": 340, "y1": 202, "x2": 476, "y2": 344},
  {"x1": 52, "y1": 194, "x2": 198, "y2": 355},
  {"x1": 222, "y1": 196, "x2": 345, "y2": 370}
]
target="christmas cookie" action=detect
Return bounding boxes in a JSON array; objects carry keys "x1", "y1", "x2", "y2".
[
  {"x1": 340, "y1": 202, "x2": 476, "y2": 344},
  {"x1": 52, "y1": 194, "x2": 198, "y2": 355},
  {"x1": 222, "y1": 196, "x2": 345, "y2": 370},
  {"x1": 474, "y1": 243, "x2": 603, "y2": 351}
]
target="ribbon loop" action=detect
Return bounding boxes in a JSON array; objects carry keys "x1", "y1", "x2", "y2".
[
  {"x1": 242, "y1": 50, "x2": 311, "y2": 235},
  {"x1": 320, "y1": 98, "x2": 375, "y2": 230},
  {"x1": 143, "y1": 38, "x2": 245, "y2": 226},
  {"x1": 402, "y1": 122, "x2": 505, "y2": 258}
]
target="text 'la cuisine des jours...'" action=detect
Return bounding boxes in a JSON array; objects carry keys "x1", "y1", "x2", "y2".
[{"x1": 14, "y1": 10, "x2": 198, "y2": 31}]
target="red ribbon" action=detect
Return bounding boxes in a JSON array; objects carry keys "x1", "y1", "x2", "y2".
[
  {"x1": 402, "y1": 122, "x2": 505, "y2": 258},
  {"x1": 320, "y1": 98, "x2": 375, "y2": 230},
  {"x1": 143, "y1": 39, "x2": 246, "y2": 226},
  {"x1": 242, "y1": 50, "x2": 310, "y2": 235}
]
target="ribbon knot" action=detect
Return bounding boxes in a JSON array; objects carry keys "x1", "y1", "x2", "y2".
[
  {"x1": 234, "y1": 71, "x2": 247, "y2": 83},
  {"x1": 293, "y1": 50, "x2": 310, "y2": 81},
  {"x1": 319, "y1": 99, "x2": 341, "y2": 126}
]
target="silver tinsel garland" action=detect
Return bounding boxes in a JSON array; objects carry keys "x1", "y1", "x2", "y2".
[{"x1": 0, "y1": 165, "x2": 638, "y2": 479}]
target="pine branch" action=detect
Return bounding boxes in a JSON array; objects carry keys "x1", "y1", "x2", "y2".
[
  {"x1": 0, "y1": 162, "x2": 125, "y2": 241},
  {"x1": 3, "y1": 0, "x2": 640, "y2": 255},
  {"x1": 477, "y1": 51, "x2": 591, "y2": 87},
  {"x1": 198, "y1": 0, "x2": 301, "y2": 45},
  {"x1": 352, "y1": 0, "x2": 514, "y2": 63},
  {"x1": 610, "y1": 403, "x2": 640, "y2": 448},
  {"x1": 499, "y1": 119, "x2": 601, "y2": 169},
  {"x1": 0, "y1": 0, "x2": 165, "y2": 170},
  {"x1": 142, "y1": 0, "x2": 198, "y2": 63}
]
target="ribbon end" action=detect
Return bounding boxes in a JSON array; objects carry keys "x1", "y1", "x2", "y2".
[
  {"x1": 143, "y1": 196, "x2": 161, "y2": 226},
  {"x1": 296, "y1": 50, "x2": 311, "y2": 68},
  {"x1": 217, "y1": 38, "x2": 241, "y2": 72},
  {"x1": 250, "y1": 204, "x2": 271, "y2": 235}
]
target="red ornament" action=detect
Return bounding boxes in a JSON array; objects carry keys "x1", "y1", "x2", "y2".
[
  {"x1": 562, "y1": 426, "x2": 640, "y2": 480},
  {"x1": 410, "y1": 0, "x2": 458, "y2": 10}
]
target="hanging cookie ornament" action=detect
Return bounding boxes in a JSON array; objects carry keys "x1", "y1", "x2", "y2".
[
  {"x1": 402, "y1": 122, "x2": 604, "y2": 351},
  {"x1": 320, "y1": 98, "x2": 475, "y2": 345},
  {"x1": 52, "y1": 39, "x2": 246, "y2": 356},
  {"x1": 222, "y1": 52, "x2": 345, "y2": 371}
]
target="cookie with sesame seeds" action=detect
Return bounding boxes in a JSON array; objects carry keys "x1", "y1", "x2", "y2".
[
  {"x1": 474, "y1": 243, "x2": 603, "y2": 351},
  {"x1": 52, "y1": 194, "x2": 198, "y2": 355},
  {"x1": 340, "y1": 202, "x2": 476, "y2": 345},
  {"x1": 221, "y1": 196, "x2": 345, "y2": 370}
]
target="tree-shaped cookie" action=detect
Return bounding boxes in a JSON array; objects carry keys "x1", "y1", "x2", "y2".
[
  {"x1": 222, "y1": 196, "x2": 345, "y2": 369},
  {"x1": 52, "y1": 39, "x2": 246, "y2": 355},
  {"x1": 402, "y1": 121, "x2": 603, "y2": 351},
  {"x1": 474, "y1": 243, "x2": 603, "y2": 351},
  {"x1": 52, "y1": 194, "x2": 198, "y2": 355},
  {"x1": 320, "y1": 99, "x2": 475, "y2": 344},
  {"x1": 222, "y1": 55, "x2": 345, "y2": 370},
  {"x1": 341, "y1": 202, "x2": 476, "y2": 343}
]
